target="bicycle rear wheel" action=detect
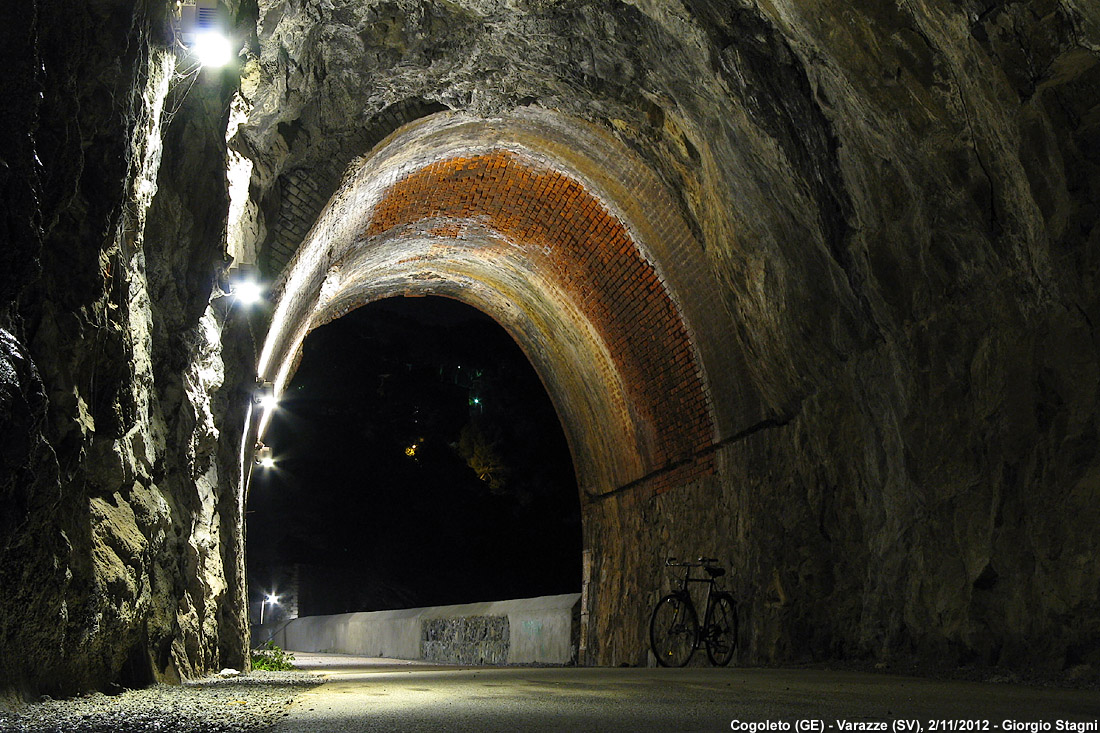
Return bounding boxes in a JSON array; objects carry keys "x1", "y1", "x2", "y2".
[
  {"x1": 649, "y1": 593, "x2": 698, "y2": 667},
  {"x1": 704, "y1": 592, "x2": 737, "y2": 666}
]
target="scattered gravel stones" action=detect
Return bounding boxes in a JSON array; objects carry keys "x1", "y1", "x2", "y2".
[{"x1": 0, "y1": 670, "x2": 322, "y2": 732}]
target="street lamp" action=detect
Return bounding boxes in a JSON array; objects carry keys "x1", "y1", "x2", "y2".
[{"x1": 260, "y1": 593, "x2": 279, "y2": 625}]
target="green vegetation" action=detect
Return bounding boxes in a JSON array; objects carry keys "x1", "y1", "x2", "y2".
[{"x1": 250, "y1": 640, "x2": 297, "y2": 671}]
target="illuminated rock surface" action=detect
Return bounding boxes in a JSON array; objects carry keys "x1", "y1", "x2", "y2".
[{"x1": 1, "y1": 0, "x2": 1098, "y2": 696}]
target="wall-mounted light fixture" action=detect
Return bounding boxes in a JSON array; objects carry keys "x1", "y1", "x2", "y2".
[
  {"x1": 179, "y1": 0, "x2": 234, "y2": 68},
  {"x1": 230, "y1": 264, "x2": 264, "y2": 304},
  {"x1": 256, "y1": 380, "x2": 277, "y2": 412},
  {"x1": 192, "y1": 29, "x2": 232, "y2": 67},
  {"x1": 212, "y1": 263, "x2": 264, "y2": 306},
  {"x1": 255, "y1": 444, "x2": 274, "y2": 469},
  {"x1": 233, "y1": 279, "x2": 263, "y2": 304}
]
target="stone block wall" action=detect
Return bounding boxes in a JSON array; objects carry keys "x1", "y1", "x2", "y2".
[{"x1": 422, "y1": 615, "x2": 509, "y2": 665}]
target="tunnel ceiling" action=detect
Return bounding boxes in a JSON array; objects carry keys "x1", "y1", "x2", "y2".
[
  {"x1": 234, "y1": 0, "x2": 797, "y2": 498},
  {"x1": 235, "y1": 0, "x2": 855, "y2": 428},
  {"x1": 236, "y1": 0, "x2": 1100, "y2": 504}
]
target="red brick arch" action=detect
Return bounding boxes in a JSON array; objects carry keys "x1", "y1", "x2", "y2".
[
  {"x1": 364, "y1": 150, "x2": 711, "y2": 485},
  {"x1": 258, "y1": 112, "x2": 717, "y2": 499}
]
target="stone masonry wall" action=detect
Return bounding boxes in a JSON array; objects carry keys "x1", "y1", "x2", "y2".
[{"x1": 421, "y1": 615, "x2": 509, "y2": 665}]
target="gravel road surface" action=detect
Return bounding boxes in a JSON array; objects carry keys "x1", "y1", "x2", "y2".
[{"x1": 0, "y1": 670, "x2": 322, "y2": 732}]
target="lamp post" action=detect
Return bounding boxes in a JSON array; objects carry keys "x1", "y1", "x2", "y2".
[{"x1": 260, "y1": 593, "x2": 279, "y2": 625}]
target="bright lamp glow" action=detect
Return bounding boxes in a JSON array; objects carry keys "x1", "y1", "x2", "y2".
[
  {"x1": 256, "y1": 445, "x2": 275, "y2": 468},
  {"x1": 234, "y1": 280, "x2": 263, "y2": 304},
  {"x1": 193, "y1": 30, "x2": 232, "y2": 67},
  {"x1": 256, "y1": 381, "x2": 277, "y2": 412},
  {"x1": 260, "y1": 592, "x2": 279, "y2": 624}
]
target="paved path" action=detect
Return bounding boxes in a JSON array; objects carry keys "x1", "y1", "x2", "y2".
[{"x1": 271, "y1": 653, "x2": 1100, "y2": 732}]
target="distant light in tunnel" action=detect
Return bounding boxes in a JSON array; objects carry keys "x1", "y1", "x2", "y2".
[
  {"x1": 260, "y1": 593, "x2": 279, "y2": 624},
  {"x1": 192, "y1": 30, "x2": 233, "y2": 67}
]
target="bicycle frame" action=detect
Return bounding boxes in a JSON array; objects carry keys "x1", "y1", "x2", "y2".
[{"x1": 666, "y1": 557, "x2": 723, "y2": 618}]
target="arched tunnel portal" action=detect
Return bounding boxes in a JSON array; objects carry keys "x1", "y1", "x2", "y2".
[
  {"x1": 251, "y1": 109, "x2": 738, "y2": 663},
  {"x1": 4, "y1": 0, "x2": 1100, "y2": 699}
]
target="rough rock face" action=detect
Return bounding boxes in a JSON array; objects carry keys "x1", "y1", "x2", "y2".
[
  {"x1": 238, "y1": 0, "x2": 1100, "y2": 672},
  {"x1": 0, "y1": 0, "x2": 250, "y2": 696},
  {"x1": 1, "y1": 0, "x2": 1099, "y2": 696}
]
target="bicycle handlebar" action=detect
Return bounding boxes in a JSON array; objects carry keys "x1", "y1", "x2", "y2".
[{"x1": 665, "y1": 556, "x2": 720, "y2": 567}]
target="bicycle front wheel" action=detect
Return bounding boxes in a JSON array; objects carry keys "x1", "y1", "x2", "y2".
[
  {"x1": 649, "y1": 593, "x2": 698, "y2": 667},
  {"x1": 704, "y1": 592, "x2": 737, "y2": 666}
]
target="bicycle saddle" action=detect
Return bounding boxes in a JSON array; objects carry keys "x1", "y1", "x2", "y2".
[{"x1": 705, "y1": 566, "x2": 725, "y2": 577}]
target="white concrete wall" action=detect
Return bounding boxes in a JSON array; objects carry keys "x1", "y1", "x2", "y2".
[{"x1": 272, "y1": 593, "x2": 580, "y2": 665}]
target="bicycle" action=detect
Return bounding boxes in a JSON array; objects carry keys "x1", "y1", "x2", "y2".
[{"x1": 649, "y1": 556, "x2": 738, "y2": 667}]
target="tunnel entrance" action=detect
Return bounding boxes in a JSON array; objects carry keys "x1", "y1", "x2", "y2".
[
  {"x1": 247, "y1": 109, "x2": 723, "y2": 663},
  {"x1": 247, "y1": 296, "x2": 581, "y2": 621}
]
